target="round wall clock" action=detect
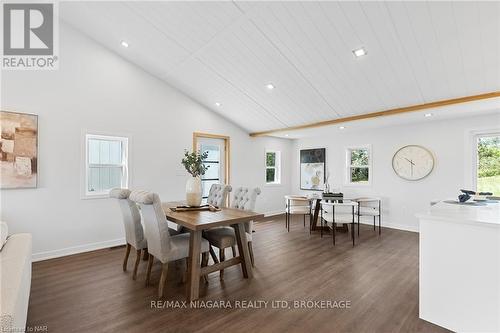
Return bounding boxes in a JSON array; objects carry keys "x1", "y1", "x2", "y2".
[{"x1": 392, "y1": 145, "x2": 434, "y2": 181}]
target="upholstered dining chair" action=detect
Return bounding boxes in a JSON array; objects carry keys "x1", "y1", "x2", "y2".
[
  {"x1": 110, "y1": 188, "x2": 148, "y2": 280},
  {"x1": 206, "y1": 184, "x2": 232, "y2": 207},
  {"x1": 129, "y1": 190, "x2": 210, "y2": 298},
  {"x1": 284, "y1": 195, "x2": 312, "y2": 232},
  {"x1": 354, "y1": 197, "x2": 382, "y2": 235},
  {"x1": 320, "y1": 201, "x2": 359, "y2": 246},
  {"x1": 203, "y1": 187, "x2": 261, "y2": 279}
]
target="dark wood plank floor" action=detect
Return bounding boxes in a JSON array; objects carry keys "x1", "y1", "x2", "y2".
[{"x1": 27, "y1": 216, "x2": 449, "y2": 333}]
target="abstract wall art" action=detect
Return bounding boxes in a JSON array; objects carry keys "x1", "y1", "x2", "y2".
[
  {"x1": 300, "y1": 148, "x2": 325, "y2": 191},
  {"x1": 0, "y1": 111, "x2": 38, "y2": 188}
]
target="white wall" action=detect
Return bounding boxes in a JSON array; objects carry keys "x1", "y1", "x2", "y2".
[
  {"x1": 292, "y1": 113, "x2": 500, "y2": 232},
  {"x1": 0, "y1": 23, "x2": 292, "y2": 260}
]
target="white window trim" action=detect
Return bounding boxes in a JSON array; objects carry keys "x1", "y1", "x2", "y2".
[
  {"x1": 344, "y1": 144, "x2": 372, "y2": 186},
  {"x1": 265, "y1": 150, "x2": 281, "y2": 185},
  {"x1": 470, "y1": 129, "x2": 500, "y2": 192},
  {"x1": 82, "y1": 133, "x2": 129, "y2": 199}
]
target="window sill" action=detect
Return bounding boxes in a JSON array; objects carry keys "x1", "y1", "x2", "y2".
[
  {"x1": 265, "y1": 182, "x2": 282, "y2": 187},
  {"x1": 344, "y1": 182, "x2": 372, "y2": 187}
]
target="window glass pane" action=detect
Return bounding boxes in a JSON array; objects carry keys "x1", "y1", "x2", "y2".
[
  {"x1": 88, "y1": 167, "x2": 122, "y2": 193},
  {"x1": 350, "y1": 167, "x2": 369, "y2": 183},
  {"x1": 477, "y1": 135, "x2": 500, "y2": 196},
  {"x1": 88, "y1": 139, "x2": 100, "y2": 164},
  {"x1": 350, "y1": 149, "x2": 369, "y2": 167},
  {"x1": 99, "y1": 167, "x2": 111, "y2": 190},
  {"x1": 266, "y1": 168, "x2": 276, "y2": 183},
  {"x1": 99, "y1": 140, "x2": 111, "y2": 164},
  {"x1": 201, "y1": 144, "x2": 220, "y2": 162},
  {"x1": 109, "y1": 167, "x2": 123, "y2": 188},
  {"x1": 266, "y1": 152, "x2": 276, "y2": 167},
  {"x1": 202, "y1": 163, "x2": 219, "y2": 180},
  {"x1": 88, "y1": 167, "x2": 100, "y2": 192},
  {"x1": 109, "y1": 141, "x2": 122, "y2": 164}
]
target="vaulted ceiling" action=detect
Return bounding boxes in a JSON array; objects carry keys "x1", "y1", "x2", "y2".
[{"x1": 60, "y1": 1, "x2": 500, "y2": 134}]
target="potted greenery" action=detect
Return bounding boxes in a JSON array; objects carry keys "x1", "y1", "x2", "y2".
[{"x1": 181, "y1": 150, "x2": 209, "y2": 206}]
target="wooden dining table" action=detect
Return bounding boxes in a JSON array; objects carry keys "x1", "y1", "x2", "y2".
[{"x1": 162, "y1": 201, "x2": 264, "y2": 301}]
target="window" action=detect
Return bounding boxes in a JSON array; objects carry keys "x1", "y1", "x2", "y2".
[
  {"x1": 266, "y1": 151, "x2": 281, "y2": 184},
  {"x1": 346, "y1": 146, "x2": 371, "y2": 185},
  {"x1": 85, "y1": 134, "x2": 128, "y2": 198},
  {"x1": 474, "y1": 133, "x2": 500, "y2": 196}
]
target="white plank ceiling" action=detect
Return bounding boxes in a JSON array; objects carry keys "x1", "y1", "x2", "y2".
[{"x1": 60, "y1": 1, "x2": 500, "y2": 133}]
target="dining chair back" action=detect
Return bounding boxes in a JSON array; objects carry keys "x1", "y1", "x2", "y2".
[
  {"x1": 354, "y1": 197, "x2": 382, "y2": 235},
  {"x1": 231, "y1": 187, "x2": 261, "y2": 234},
  {"x1": 109, "y1": 188, "x2": 147, "y2": 279},
  {"x1": 110, "y1": 188, "x2": 147, "y2": 250},
  {"x1": 129, "y1": 190, "x2": 171, "y2": 263},
  {"x1": 207, "y1": 184, "x2": 232, "y2": 207},
  {"x1": 284, "y1": 195, "x2": 312, "y2": 232},
  {"x1": 321, "y1": 201, "x2": 358, "y2": 246}
]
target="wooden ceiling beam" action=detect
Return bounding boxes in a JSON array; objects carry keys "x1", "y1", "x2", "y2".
[{"x1": 249, "y1": 91, "x2": 500, "y2": 137}]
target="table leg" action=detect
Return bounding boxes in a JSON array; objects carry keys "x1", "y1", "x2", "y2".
[
  {"x1": 187, "y1": 230, "x2": 202, "y2": 301},
  {"x1": 233, "y1": 223, "x2": 253, "y2": 279},
  {"x1": 312, "y1": 199, "x2": 321, "y2": 230}
]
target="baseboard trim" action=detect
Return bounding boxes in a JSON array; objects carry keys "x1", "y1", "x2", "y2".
[
  {"x1": 261, "y1": 213, "x2": 419, "y2": 233},
  {"x1": 31, "y1": 219, "x2": 417, "y2": 262},
  {"x1": 264, "y1": 210, "x2": 284, "y2": 217},
  {"x1": 358, "y1": 220, "x2": 419, "y2": 233},
  {"x1": 32, "y1": 238, "x2": 126, "y2": 262}
]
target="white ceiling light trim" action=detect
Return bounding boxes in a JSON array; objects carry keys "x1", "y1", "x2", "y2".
[{"x1": 352, "y1": 47, "x2": 367, "y2": 57}]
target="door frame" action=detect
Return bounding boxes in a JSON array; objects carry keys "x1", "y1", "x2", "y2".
[{"x1": 192, "y1": 132, "x2": 230, "y2": 186}]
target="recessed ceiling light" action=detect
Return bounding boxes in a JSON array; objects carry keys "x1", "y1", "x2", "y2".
[
  {"x1": 424, "y1": 113, "x2": 433, "y2": 117},
  {"x1": 284, "y1": 134, "x2": 289, "y2": 137},
  {"x1": 215, "y1": 102, "x2": 222, "y2": 107},
  {"x1": 339, "y1": 126, "x2": 346, "y2": 130},
  {"x1": 352, "y1": 47, "x2": 367, "y2": 57},
  {"x1": 120, "y1": 40, "x2": 129, "y2": 48},
  {"x1": 265, "y1": 83, "x2": 275, "y2": 90}
]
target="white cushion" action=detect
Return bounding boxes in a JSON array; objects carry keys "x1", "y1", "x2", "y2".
[
  {"x1": 0, "y1": 233, "x2": 32, "y2": 333},
  {"x1": 288, "y1": 206, "x2": 310, "y2": 214},
  {"x1": 0, "y1": 222, "x2": 8, "y2": 251}
]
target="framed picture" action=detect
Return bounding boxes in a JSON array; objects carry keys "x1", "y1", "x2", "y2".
[
  {"x1": 300, "y1": 148, "x2": 326, "y2": 191},
  {"x1": 0, "y1": 111, "x2": 38, "y2": 189}
]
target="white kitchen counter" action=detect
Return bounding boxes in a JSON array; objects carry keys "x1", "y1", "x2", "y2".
[{"x1": 417, "y1": 200, "x2": 500, "y2": 332}]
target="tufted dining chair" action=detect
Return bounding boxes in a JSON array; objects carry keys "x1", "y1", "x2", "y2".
[
  {"x1": 206, "y1": 184, "x2": 232, "y2": 207},
  {"x1": 203, "y1": 187, "x2": 261, "y2": 279},
  {"x1": 110, "y1": 188, "x2": 148, "y2": 280},
  {"x1": 129, "y1": 190, "x2": 210, "y2": 298}
]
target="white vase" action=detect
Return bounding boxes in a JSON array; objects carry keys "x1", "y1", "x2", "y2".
[{"x1": 186, "y1": 176, "x2": 202, "y2": 207}]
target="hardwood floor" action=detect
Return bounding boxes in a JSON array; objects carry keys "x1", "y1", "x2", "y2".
[{"x1": 27, "y1": 216, "x2": 449, "y2": 333}]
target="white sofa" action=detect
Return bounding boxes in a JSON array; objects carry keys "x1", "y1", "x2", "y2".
[{"x1": 0, "y1": 222, "x2": 32, "y2": 333}]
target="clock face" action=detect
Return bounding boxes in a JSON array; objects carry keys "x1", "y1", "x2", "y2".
[{"x1": 392, "y1": 145, "x2": 434, "y2": 181}]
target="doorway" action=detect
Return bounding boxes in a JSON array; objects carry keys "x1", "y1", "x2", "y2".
[{"x1": 192, "y1": 132, "x2": 230, "y2": 203}]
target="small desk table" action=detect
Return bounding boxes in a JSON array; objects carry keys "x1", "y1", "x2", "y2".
[{"x1": 162, "y1": 201, "x2": 264, "y2": 301}]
